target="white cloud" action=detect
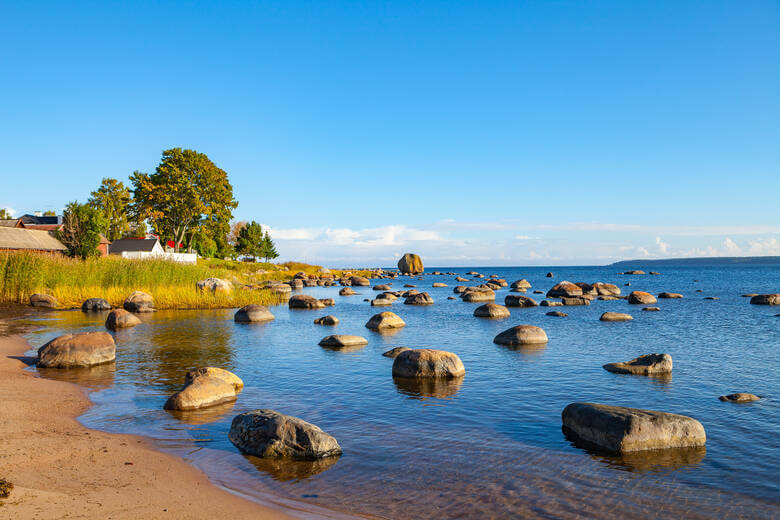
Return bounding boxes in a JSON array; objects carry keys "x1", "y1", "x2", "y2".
[
  {"x1": 722, "y1": 237, "x2": 741, "y2": 255},
  {"x1": 655, "y1": 236, "x2": 669, "y2": 255},
  {"x1": 515, "y1": 235, "x2": 539, "y2": 240}
]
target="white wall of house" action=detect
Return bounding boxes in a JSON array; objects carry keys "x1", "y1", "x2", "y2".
[{"x1": 119, "y1": 251, "x2": 197, "y2": 264}]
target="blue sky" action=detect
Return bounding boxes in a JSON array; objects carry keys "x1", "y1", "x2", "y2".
[{"x1": 1, "y1": 1, "x2": 778, "y2": 266}]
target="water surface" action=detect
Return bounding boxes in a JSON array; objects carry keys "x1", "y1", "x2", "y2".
[{"x1": 21, "y1": 265, "x2": 780, "y2": 518}]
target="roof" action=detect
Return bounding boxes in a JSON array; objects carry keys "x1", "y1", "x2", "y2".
[
  {"x1": 19, "y1": 214, "x2": 61, "y2": 225},
  {"x1": 0, "y1": 219, "x2": 22, "y2": 228},
  {"x1": 109, "y1": 238, "x2": 160, "y2": 253},
  {"x1": 22, "y1": 224, "x2": 63, "y2": 232},
  {"x1": 99, "y1": 234, "x2": 110, "y2": 245},
  {"x1": 0, "y1": 227, "x2": 66, "y2": 251}
]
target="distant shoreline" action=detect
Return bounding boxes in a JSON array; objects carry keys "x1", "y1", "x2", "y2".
[{"x1": 610, "y1": 256, "x2": 780, "y2": 267}]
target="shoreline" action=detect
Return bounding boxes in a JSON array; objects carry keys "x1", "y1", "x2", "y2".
[{"x1": 0, "y1": 333, "x2": 298, "y2": 520}]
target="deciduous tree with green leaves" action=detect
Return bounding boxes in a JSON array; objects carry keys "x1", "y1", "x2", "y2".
[
  {"x1": 57, "y1": 201, "x2": 108, "y2": 259},
  {"x1": 130, "y1": 148, "x2": 237, "y2": 252},
  {"x1": 235, "y1": 221, "x2": 264, "y2": 260},
  {"x1": 88, "y1": 178, "x2": 132, "y2": 241},
  {"x1": 0, "y1": 209, "x2": 12, "y2": 219}
]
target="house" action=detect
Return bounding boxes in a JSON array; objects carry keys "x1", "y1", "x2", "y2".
[
  {"x1": 18, "y1": 213, "x2": 63, "y2": 231},
  {"x1": 97, "y1": 234, "x2": 111, "y2": 257},
  {"x1": 0, "y1": 227, "x2": 66, "y2": 253},
  {"x1": 108, "y1": 237, "x2": 196, "y2": 264}
]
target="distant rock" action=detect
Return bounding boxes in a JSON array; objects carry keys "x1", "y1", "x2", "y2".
[
  {"x1": 546, "y1": 281, "x2": 582, "y2": 298},
  {"x1": 228, "y1": 409, "x2": 342, "y2": 459},
  {"x1": 314, "y1": 315, "x2": 339, "y2": 325},
  {"x1": 455, "y1": 277, "x2": 469, "y2": 282},
  {"x1": 37, "y1": 332, "x2": 116, "y2": 368},
  {"x1": 719, "y1": 393, "x2": 760, "y2": 402},
  {"x1": 504, "y1": 294, "x2": 537, "y2": 307},
  {"x1": 600, "y1": 312, "x2": 633, "y2": 322},
  {"x1": 546, "y1": 272, "x2": 554, "y2": 278},
  {"x1": 598, "y1": 296, "x2": 620, "y2": 301},
  {"x1": 391, "y1": 349, "x2": 465, "y2": 378},
  {"x1": 365, "y1": 311, "x2": 406, "y2": 330},
  {"x1": 124, "y1": 291, "x2": 155, "y2": 313},
  {"x1": 197, "y1": 278, "x2": 232, "y2": 293},
  {"x1": 404, "y1": 292, "x2": 434, "y2": 305},
  {"x1": 493, "y1": 325, "x2": 548, "y2": 346},
  {"x1": 473, "y1": 303, "x2": 510, "y2": 318},
  {"x1": 319, "y1": 298, "x2": 335, "y2": 307},
  {"x1": 642, "y1": 306, "x2": 661, "y2": 312},
  {"x1": 371, "y1": 298, "x2": 392, "y2": 306},
  {"x1": 382, "y1": 346, "x2": 411, "y2": 358},
  {"x1": 235, "y1": 304, "x2": 275, "y2": 323},
  {"x1": 593, "y1": 283, "x2": 621, "y2": 296},
  {"x1": 105, "y1": 308, "x2": 141, "y2": 329},
  {"x1": 540, "y1": 300, "x2": 563, "y2": 307},
  {"x1": 318, "y1": 335, "x2": 368, "y2": 349},
  {"x1": 432, "y1": 282, "x2": 448, "y2": 288},
  {"x1": 546, "y1": 311, "x2": 568, "y2": 317},
  {"x1": 562, "y1": 403, "x2": 705, "y2": 453},
  {"x1": 373, "y1": 284, "x2": 391, "y2": 291},
  {"x1": 749, "y1": 294, "x2": 780, "y2": 305},
  {"x1": 350, "y1": 276, "x2": 370, "y2": 287},
  {"x1": 624, "y1": 270, "x2": 646, "y2": 275},
  {"x1": 628, "y1": 291, "x2": 657, "y2": 304},
  {"x1": 289, "y1": 294, "x2": 325, "y2": 309},
  {"x1": 397, "y1": 253, "x2": 424, "y2": 275},
  {"x1": 561, "y1": 297, "x2": 590, "y2": 306},
  {"x1": 404, "y1": 284, "x2": 417, "y2": 288},
  {"x1": 339, "y1": 287, "x2": 356, "y2": 296},
  {"x1": 704, "y1": 296, "x2": 719, "y2": 300},
  {"x1": 81, "y1": 298, "x2": 111, "y2": 312},
  {"x1": 658, "y1": 292, "x2": 683, "y2": 299},
  {"x1": 461, "y1": 289, "x2": 495, "y2": 302},
  {"x1": 511, "y1": 279, "x2": 531, "y2": 289},
  {"x1": 603, "y1": 353, "x2": 672, "y2": 375},
  {"x1": 29, "y1": 293, "x2": 57, "y2": 308},
  {"x1": 453, "y1": 286, "x2": 468, "y2": 294}
]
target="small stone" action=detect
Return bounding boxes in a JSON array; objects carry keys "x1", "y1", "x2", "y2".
[
  {"x1": 603, "y1": 353, "x2": 672, "y2": 375},
  {"x1": 718, "y1": 393, "x2": 760, "y2": 402},
  {"x1": 318, "y1": 335, "x2": 368, "y2": 349},
  {"x1": 314, "y1": 315, "x2": 339, "y2": 325},
  {"x1": 599, "y1": 312, "x2": 633, "y2": 322},
  {"x1": 546, "y1": 311, "x2": 568, "y2": 317}
]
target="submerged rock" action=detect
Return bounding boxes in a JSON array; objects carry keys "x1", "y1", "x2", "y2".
[
  {"x1": 658, "y1": 292, "x2": 683, "y2": 299},
  {"x1": 603, "y1": 353, "x2": 673, "y2": 375},
  {"x1": 473, "y1": 303, "x2": 510, "y2": 318},
  {"x1": 37, "y1": 332, "x2": 116, "y2": 368},
  {"x1": 318, "y1": 335, "x2": 368, "y2": 349},
  {"x1": 540, "y1": 300, "x2": 563, "y2": 307},
  {"x1": 319, "y1": 298, "x2": 335, "y2": 307},
  {"x1": 105, "y1": 308, "x2": 141, "y2": 330},
  {"x1": 234, "y1": 304, "x2": 275, "y2": 323},
  {"x1": 365, "y1": 311, "x2": 406, "y2": 330},
  {"x1": 642, "y1": 306, "x2": 661, "y2": 312},
  {"x1": 719, "y1": 393, "x2": 760, "y2": 402},
  {"x1": 29, "y1": 293, "x2": 58, "y2": 308},
  {"x1": 229, "y1": 409, "x2": 342, "y2": 459},
  {"x1": 504, "y1": 294, "x2": 537, "y2": 308},
  {"x1": 546, "y1": 272, "x2": 554, "y2": 278},
  {"x1": 493, "y1": 325, "x2": 548, "y2": 346},
  {"x1": 289, "y1": 294, "x2": 325, "y2": 309},
  {"x1": 561, "y1": 402, "x2": 706, "y2": 453},
  {"x1": 599, "y1": 312, "x2": 633, "y2": 322},
  {"x1": 628, "y1": 291, "x2": 657, "y2": 305},
  {"x1": 314, "y1": 315, "x2": 339, "y2": 325},
  {"x1": 546, "y1": 311, "x2": 568, "y2": 317},
  {"x1": 81, "y1": 298, "x2": 111, "y2": 312},
  {"x1": 391, "y1": 349, "x2": 465, "y2": 378},
  {"x1": 124, "y1": 291, "x2": 155, "y2": 313}
]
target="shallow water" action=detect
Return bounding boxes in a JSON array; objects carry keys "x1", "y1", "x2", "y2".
[{"x1": 21, "y1": 265, "x2": 780, "y2": 518}]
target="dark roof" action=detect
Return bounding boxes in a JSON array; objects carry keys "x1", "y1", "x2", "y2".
[
  {"x1": 109, "y1": 238, "x2": 159, "y2": 253},
  {"x1": 0, "y1": 227, "x2": 66, "y2": 251},
  {"x1": 19, "y1": 214, "x2": 61, "y2": 225}
]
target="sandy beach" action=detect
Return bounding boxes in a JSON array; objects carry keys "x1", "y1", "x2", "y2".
[{"x1": 0, "y1": 333, "x2": 293, "y2": 520}]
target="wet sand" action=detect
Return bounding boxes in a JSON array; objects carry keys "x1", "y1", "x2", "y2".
[{"x1": 0, "y1": 334, "x2": 294, "y2": 520}]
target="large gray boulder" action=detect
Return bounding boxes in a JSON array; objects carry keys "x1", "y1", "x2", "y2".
[
  {"x1": 473, "y1": 303, "x2": 510, "y2": 318},
  {"x1": 391, "y1": 349, "x2": 465, "y2": 378},
  {"x1": 365, "y1": 311, "x2": 406, "y2": 330},
  {"x1": 124, "y1": 291, "x2": 155, "y2": 313},
  {"x1": 105, "y1": 309, "x2": 141, "y2": 330},
  {"x1": 228, "y1": 409, "x2": 342, "y2": 459},
  {"x1": 234, "y1": 304, "x2": 275, "y2": 323},
  {"x1": 504, "y1": 294, "x2": 537, "y2": 308},
  {"x1": 561, "y1": 402, "x2": 706, "y2": 453},
  {"x1": 603, "y1": 353, "x2": 673, "y2": 375},
  {"x1": 37, "y1": 332, "x2": 116, "y2": 368},
  {"x1": 29, "y1": 293, "x2": 58, "y2": 308},
  {"x1": 493, "y1": 325, "x2": 548, "y2": 346},
  {"x1": 81, "y1": 298, "x2": 111, "y2": 312},
  {"x1": 289, "y1": 294, "x2": 325, "y2": 309}
]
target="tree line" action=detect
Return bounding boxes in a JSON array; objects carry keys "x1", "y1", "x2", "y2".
[{"x1": 12, "y1": 148, "x2": 279, "y2": 262}]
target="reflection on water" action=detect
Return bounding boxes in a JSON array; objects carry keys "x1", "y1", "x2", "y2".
[
  {"x1": 36, "y1": 362, "x2": 116, "y2": 391},
  {"x1": 247, "y1": 454, "x2": 341, "y2": 482},
  {"x1": 393, "y1": 376, "x2": 463, "y2": 399},
  {"x1": 16, "y1": 264, "x2": 780, "y2": 520},
  {"x1": 497, "y1": 342, "x2": 547, "y2": 357}
]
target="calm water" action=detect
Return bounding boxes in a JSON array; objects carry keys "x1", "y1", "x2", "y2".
[{"x1": 19, "y1": 265, "x2": 780, "y2": 519}]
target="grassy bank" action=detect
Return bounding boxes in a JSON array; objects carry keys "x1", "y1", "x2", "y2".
[{"x1": 0, "y1": 252, "x2": 372, "y2": 310}]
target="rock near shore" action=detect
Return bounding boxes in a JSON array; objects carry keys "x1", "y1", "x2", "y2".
[
  {"x1": 391, "y1": 349, "x2": 465, "y2": 378},
  {"x1": 493, "y1": 325, "x2": 548, "y2": 346},
  {"x1": 603, "y1": 353, "x2": 672, "y2": 375},
  {"x1": 81, "y1": 298, "x2": 111, "y2": 312},
  {"x1": 749, "y1": 294, "x2": 780, "y2": 305},
  {"x1": 234, "y1": 304, "x2": 275, "y2": 323},
  {"x1": 37, "y1": 332, "x2": 116, "y2": 368},
  {"x1": 105, "y1": 309, "x2": 141, "y2": 330},
  {"x1": 124, "y1": 291, "x2": 155, "y2": 313},
  {"x1": 29, "y1": 293, "x2": 58, "y2": 308}
]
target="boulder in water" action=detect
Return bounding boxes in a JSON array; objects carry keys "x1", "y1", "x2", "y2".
[
  {"x1": 289, "y1": 294, "x2": 325, "y2": 309},
  {"x1": 473, "y1": 303, "x2": 510, "y2": 318},
  {"x1": 228, "y1": 409, "x2": 342, "y2": 459},
  {"x1": 561, "y1": 402, "x2": 705, "y2": 453},
  {"x1": 314, "y1": 315, "x2": 339, "y2": 325},
  {"x1": 365, "y1": 311, "x2": 406, "y2": 330},
  {"x1": 404, "y1": 292, "x2": 434, "y2": 305},
  {"x1": 234, "y1": 304, "x2": 275, "y2": 323},
  {"x1": 546, "y1": 281, "x2": 582, "y2": 298},
  {"x1": 493, "y1": 325, "x2": 548, "y2": 346},
  {"x1": 391, "y1": 349, "x2": 465, "y2": 378},
  {"x1": 124, "y1": 291, "x2": 155, "y2": 313},
  {"x1": 546, "y1": 311, "x2": 568, "y2": 317},
  {"x1": 628, "y1": 291, "x2": 656, "y2": 304},
  {"x1": 382, "y1": 346, "x2": 411, "y2": 358},
  {"x1": 658, "y1": 292, "x2": 683, "y2": 299},
  {"x1": 719, "y1": 393, "x2": 760, "y2": 402},
  {"x1": 397, "y1": 253, "x2": 424, "y2": 275},
  {"x1": 603, "y1": 353, "x2": 673, "y2": 375},
  {"x1": 318, "y1": 335, "x2": 368, "y2": 349},
  {"x1": 105, "y1": 309, "x2": 142, "y2": 329},
  {"x1": 37, "y1": 332, "x2": 116, "y2": 368},
  {"x1": 81, "y1": 298, "x2": 111, "y2": 312},
  {"x1": 593, "y1": 283, "x2": 621, "y2": 296},
  {"x1": 504, "y1": 294, "x2": 537, "y2": 307},
  {"x1": 749, "y1": 294, "x2": 779, "y2": 305},
  {"x1": 339, "y1": 287, "x2": 356, "y2": 296},
  {"x1": 599, "y1": 312, "x2": 633, "y2": 322}
]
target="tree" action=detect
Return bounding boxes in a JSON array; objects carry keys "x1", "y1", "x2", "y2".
[
  {"x1": 261, "y1": 230, "x2": 279, "y2": 262},
  {"x1": 88, "y1": 178, "x2": 132, "y2": 241},
  {"x1": 57, "y1": 201, "x2": 107, "y2": 259},
  {"x1": 0, "y1": 208, "x2": 12, "y2": 219},
  {"x1": 130, "y1": 148, "x2": 237, "y2": 252},
  {"x1": 43, "y1": 210, "x2": 56, "y2": 216},
  {"x1": 235, "y1": 221, "x2": 264, "y2": 260}
]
